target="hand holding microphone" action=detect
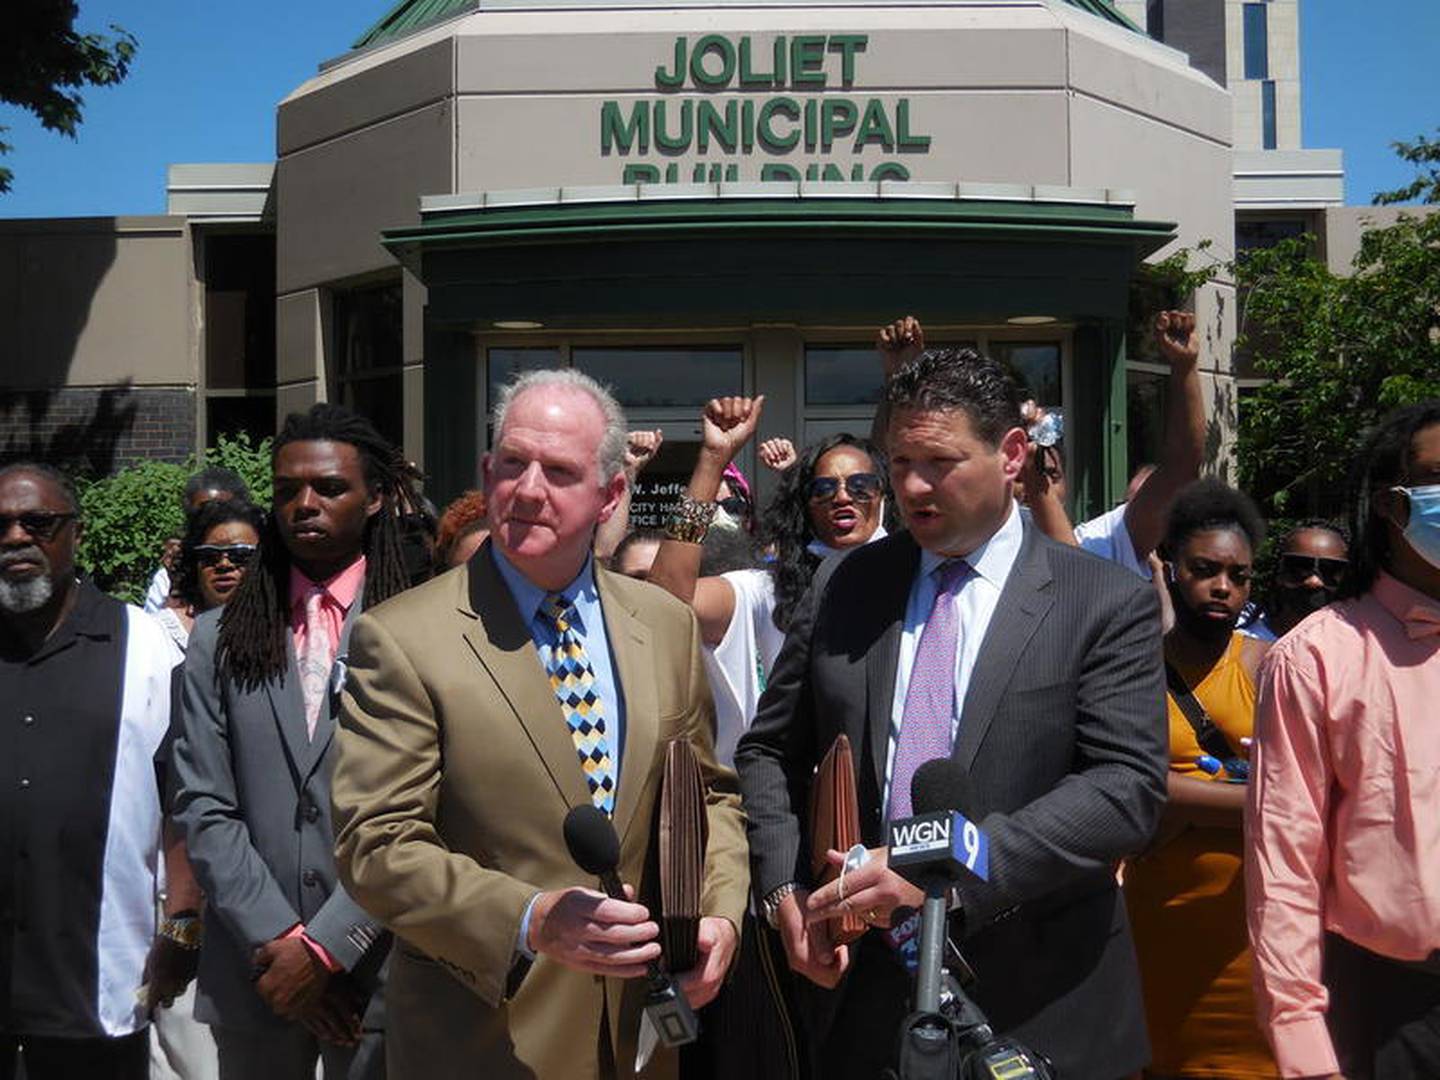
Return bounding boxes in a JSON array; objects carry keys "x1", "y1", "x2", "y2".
[{"x1": 526, "y1": 806, "x2": 662, "y2": 979}]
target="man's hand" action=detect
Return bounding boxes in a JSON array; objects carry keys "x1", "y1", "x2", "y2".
[
  {"x1": 297, "y1": 977, "x2": 363, "y2": 1047},
  {"x1": 805, "y1": 848, "x2": 923, "y2": 931},
  {"x1": 1154, "y1": 310, "x2": 1199, "y2": 368},
  {"x1": 141, "y1": 936, "x2": 199, "y2": 1011},
  {"x1": 877, "y1": 316, "x2": 925, "y2": 376},
  {"x1": 159, "y1": 537, "x2": 183, "y2": 573},
  {"x1": 758, "y1": 437, "x2": 798, "y2": 473},
  {"x1": 775, "y1": 889, "x2": 850, "y2": 990},
  {"x1": 700, "y1": 396, "x2": 765, "y2": 467},
  {"x1": 675, "y1": 916, "x2": 738, "y2": 1009},
  {"x1": 252, "y1": 935, "x2": 329, "y2": 1021},
  {"x1": 1017, "y1": 400, "x2": 1065, "y2": 499},
  {"x1": 625, "y1": 429, "x2": 664, "y2": 480},
  {"x1": 528, "y1": 886, "x2": 662, "y2": 979}
]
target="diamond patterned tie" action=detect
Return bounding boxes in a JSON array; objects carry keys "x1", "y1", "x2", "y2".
[
  {"x1": 541, "y1": 593, "x2": 617, "y2": 816},
  {"x1": 888, "y1": 559, "x2": 973, "y2": 822},
  {"x1": 298, "y1": 586, "x2": 334, "y2": 742}
]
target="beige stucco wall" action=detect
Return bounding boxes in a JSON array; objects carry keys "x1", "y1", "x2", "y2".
[
  {"x1": 1324, "y1": 204, "x2": 1438, "y2": 275},
  {"x1": 0, "y1": 216, "x2": 197, "y2": 389}
]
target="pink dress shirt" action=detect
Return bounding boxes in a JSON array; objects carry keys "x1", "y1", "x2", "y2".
[
  {"x1": 283, "y1": 555, "x2": 365, "y2": 970},
  {"x1": 1246, "y1": 572, "x2": 1440, "y2": 1078},
  {"x1": 289, "y1": 556, "x2": 367, "y2": 660}
]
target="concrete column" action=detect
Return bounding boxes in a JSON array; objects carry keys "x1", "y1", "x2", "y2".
[
  {"x1": 748, "y1": 325, "x2": 803, "y2": 508},
  {"x1": 275, "y1": 288, "x2": 326, "y2": 426}
]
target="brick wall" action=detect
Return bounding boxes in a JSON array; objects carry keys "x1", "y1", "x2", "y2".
[{"x1": 0, "y1": 385, "x2": 197, "y2": 475}]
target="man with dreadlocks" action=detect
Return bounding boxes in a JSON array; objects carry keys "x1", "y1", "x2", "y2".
[{"x1": 172, "y1": 403, "x2": 415, "y2": 1080}]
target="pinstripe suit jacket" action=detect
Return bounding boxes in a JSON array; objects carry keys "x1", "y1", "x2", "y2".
[{"x1": 734, "y1": 519, "x2": 1168, "y2": 1077}]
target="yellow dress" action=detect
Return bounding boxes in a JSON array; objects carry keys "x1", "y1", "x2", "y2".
[{"x1": 1124, "y1": 633, "x2": 1279, "y2": 1078}]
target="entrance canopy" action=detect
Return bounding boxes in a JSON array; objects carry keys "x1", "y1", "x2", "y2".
[{"x1": 382, "y1": 181, "x2": 1175, "y2": 330}]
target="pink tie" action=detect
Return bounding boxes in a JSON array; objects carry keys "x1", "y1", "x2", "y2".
[
  {"x1": 299, "y1": 587, "x2": 334, "y2": 740},
  {"x1": 889, "y1": 559, "x2": 972, "y2": 821}
]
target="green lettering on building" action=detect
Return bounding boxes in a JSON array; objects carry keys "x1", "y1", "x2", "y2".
[{"x1": 608, "y1": 33, "x2": 931, "y2": 182}]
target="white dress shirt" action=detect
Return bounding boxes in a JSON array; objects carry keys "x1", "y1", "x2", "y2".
[{"x1": 883, "y1": 502, "x2": 1024, "y2": 818}]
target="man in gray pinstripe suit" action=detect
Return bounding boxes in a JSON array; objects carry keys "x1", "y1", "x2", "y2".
[{"x1": 735, "y1": 348, "x2": 1169, "y2": 1080}]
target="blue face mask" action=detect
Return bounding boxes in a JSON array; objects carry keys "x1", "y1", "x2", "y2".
[{"x1": 1396, "y1": 484, "x2": 1440, "y2": 571}]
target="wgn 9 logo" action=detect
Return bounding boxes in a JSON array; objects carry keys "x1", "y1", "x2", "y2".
[{"x1": 888, "y1": 810, "x2": 989, "y2": 882}]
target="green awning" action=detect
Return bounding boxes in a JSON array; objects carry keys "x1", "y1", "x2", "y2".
[{"x1": 382, "y1": 184, "x2": 1176, "y2": 329}]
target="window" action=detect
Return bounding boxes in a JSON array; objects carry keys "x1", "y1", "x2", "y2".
[
  {"x1": 572, "y1": 347, "x2": 742, "y2": 408},
  {"x1": 1236, "y1": 216, "x2": 1305, "y2": 252},
  {"x1": 202, "y1": 232, "x2": 276, "y2": 445},
  {"x1": 1125, "y1": 368, "x2": 1167, "y2": 484},
  {"x1": 804, "y1": 346, "x2": 883, "y2": 406},
  {"x1": 990, "y1": 342, "x2": 1062, "y2": 407},
  {"x1": 1261, "y1": 80, "x2": 1277, "y2": 150},
  {"x1": 333, "y1": 283, "x2": 404, "y2": 448},
  {"x1": 1243, "y1": 4, "x2": 1269, "y2": 80},
  {"x1": 1146, "y1": 0, "x2": 1164, "y2": 42}
]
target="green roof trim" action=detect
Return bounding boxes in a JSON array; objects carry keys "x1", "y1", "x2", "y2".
[
  {"x1": 384, "y1": 192, "x2": 1175, "y2": 266},
  {"x1": 354, "y1": 0, "x2": 1139, "y2": 53},
  {"x1": 353, "y1": 0, "x2": 477, "y2": 49}
]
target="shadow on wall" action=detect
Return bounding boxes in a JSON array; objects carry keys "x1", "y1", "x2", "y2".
[{"x1": 0, "y1": 384, "x2": 140, "y2": 477}]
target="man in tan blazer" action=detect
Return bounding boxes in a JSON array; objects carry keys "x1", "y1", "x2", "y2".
[{"x1": 332, "y1": 369, "x2": 749, "y2": 1079}]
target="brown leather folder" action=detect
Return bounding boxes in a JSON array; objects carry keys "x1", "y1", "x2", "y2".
[
  {"x1": 809, "y1": 733, "x2": 867, "y2": 944},
  {"x1": 659, "y1": 738, "x2": 709, "y2": 973}
]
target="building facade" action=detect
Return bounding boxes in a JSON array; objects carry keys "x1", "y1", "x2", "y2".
[{"x1": 3, "y1": 0, "x2": 1349, "y2": 520}]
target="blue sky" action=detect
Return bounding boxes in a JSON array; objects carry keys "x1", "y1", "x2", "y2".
[{"x1": 1, "y1": 0, "x2": 1435, "y2": 217}]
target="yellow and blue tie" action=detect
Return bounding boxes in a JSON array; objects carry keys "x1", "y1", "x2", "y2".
[{"x1": 542, "y1": 593, "x2": 617, "y2": 816}]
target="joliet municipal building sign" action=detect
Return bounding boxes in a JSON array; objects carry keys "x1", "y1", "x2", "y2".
[{"x1": 600, "y1": 34, "x2": 933, "y2": 183}]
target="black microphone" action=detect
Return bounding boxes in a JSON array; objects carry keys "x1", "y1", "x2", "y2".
[
  {"x1": 912, "y1": 758, "x2": 976, "y2": 819},
  {"x1": 564, "y1": 804, "x2": 625, "y2": 899},
  {"x1": 562, "y1": 804, "x2": 699, "y2": 1063}
]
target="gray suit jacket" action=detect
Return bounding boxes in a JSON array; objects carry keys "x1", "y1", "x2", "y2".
[
  {"x1": 734, "y1": 520, "x2": 1169, "y2": 1077},
  {"x1": 173, "y1": 602, "x2": 387, "y2": 1030}
]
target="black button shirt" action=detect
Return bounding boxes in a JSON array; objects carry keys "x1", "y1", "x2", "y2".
[{"x1": 1, "y1": 580, "x2": 128, "y2": 1038}]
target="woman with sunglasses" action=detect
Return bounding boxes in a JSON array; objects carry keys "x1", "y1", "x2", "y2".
[
  {"x1": 647, "y1": 395, "x2": 887, "y2": 1080},
  {"x1": 152, "y1": 500, "x2": 264, "y2": 658},
  {"x1": 1239, "y1": 521, "x2": 1350, "y2": 642}
]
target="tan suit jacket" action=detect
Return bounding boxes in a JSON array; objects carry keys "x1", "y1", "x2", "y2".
[{"x1": 333, "y1": 543, "x2": 749, "y2": 1080}]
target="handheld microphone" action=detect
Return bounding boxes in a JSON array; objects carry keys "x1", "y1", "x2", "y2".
[{"x1": 562, "y1": 805, "x2": 699, "y2": 1070}]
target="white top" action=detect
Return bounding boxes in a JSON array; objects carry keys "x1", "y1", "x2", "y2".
[
  {"x1": 143, "y1": 566, "x2": 171, "y2": 614},
  {"x1": 703, "y1": 568, "x2": 786, "y2": 769},
  {"x1": 150, "y1": 606, "x2": 191, "y2": 667},
  {"x1": 1074, "y1": 504, "x2": 1151, "y2": 581},
  {"x1": 883, "y1": 502, "x2": 1024, "y2": 818}
]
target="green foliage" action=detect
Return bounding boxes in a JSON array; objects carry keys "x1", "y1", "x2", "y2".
[
  {"x1": 1372, "y1": 129, "x2": 1440, "y2": 206},
  {"x1": 205, "y1": 430, "x2": 274, "y2": 509},
  {"x1": 0, "y1": 2, "x2": 137, "y2": 193},
  {"x1": 75, "y1": 433, "x2": 273, "y2": 604},
  {"x1": 1234, "y1": 210, "x2": 1440, "y2": 520}
]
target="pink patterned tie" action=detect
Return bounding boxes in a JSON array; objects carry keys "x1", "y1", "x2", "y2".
[
  {"x1": 299, "y1": 587, "x2": 334, "y2": 741},
  {"x1": 888, "y1": 559, "x2": 972, "y2": 821}
]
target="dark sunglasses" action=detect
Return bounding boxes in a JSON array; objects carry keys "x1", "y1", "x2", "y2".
[
  {"x1": 194, "y1": 543, "x2": 257, "y2": 569},
  {"x1": 0, "y1": 512, "x2": 76, "y2": 542},
  {"x1": 1276, "y1": 553, "x2": 1348, "y2": 588},
  {"x1": 807, "y1": 472, "x2": 883, "y2": 503},
  {"x1": 717, "y1": 495, "x2": 751, "y2": 518}
]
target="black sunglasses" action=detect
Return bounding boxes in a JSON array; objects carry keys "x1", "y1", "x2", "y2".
[
  {"x1": 807, "y1": 472, "x2": 883, "y2": 503},
  {"x1": 1277, "y1": 553, "x2": 1348, "y2": 589},
  {"x1": 0, "y1": 512, "x2": 76, "y2": 542},
  {"x1": 194, "y1": 543, "x2": 257, "y2": 569}
]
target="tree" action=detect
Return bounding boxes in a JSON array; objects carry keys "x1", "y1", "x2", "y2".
[
  {"x1": 1234, "y1": 209, "x2": 1440, "y2": 520},
  {"x1": 1373, "y1": 128, "x2": 1440, "y2": 206},
  {"x1": 0, "y1": 1, "x2": 137, "y2": 194}
]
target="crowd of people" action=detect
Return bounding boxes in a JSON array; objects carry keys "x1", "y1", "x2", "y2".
[{"x1": 0, "y1": 313, "x2": 1436, "y2": 1080}]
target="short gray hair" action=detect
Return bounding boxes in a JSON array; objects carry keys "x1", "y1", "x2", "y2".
[{"x1": 491, "y1": 368, "x2": 628, "y2": 484}]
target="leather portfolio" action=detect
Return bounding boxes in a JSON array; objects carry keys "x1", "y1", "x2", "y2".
[
  {"x1": 659, "y1": 738, "x2": 709, "y2": 973},
  {"x1": 809, "y1": 733, "x2": 867, "y2": 944}
]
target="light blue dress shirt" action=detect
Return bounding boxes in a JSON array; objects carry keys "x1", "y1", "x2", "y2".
[{"x1": 491, "y1": 546, "x2": 628, "y2": 960}]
